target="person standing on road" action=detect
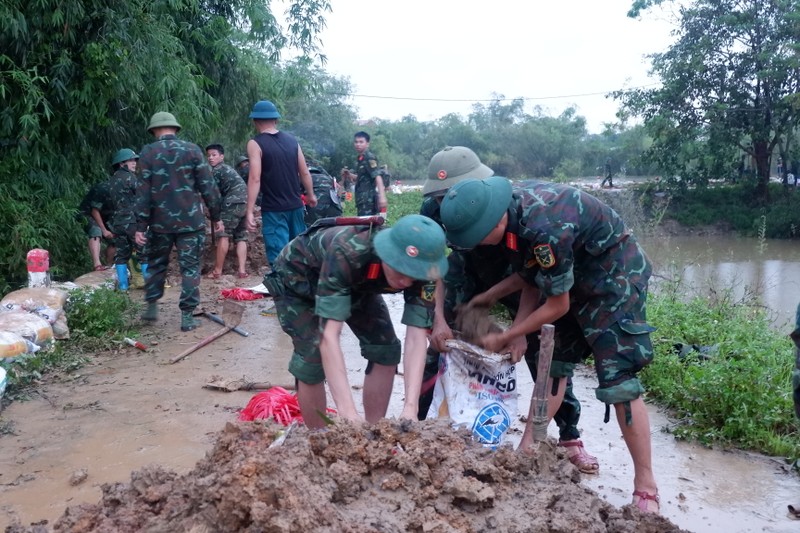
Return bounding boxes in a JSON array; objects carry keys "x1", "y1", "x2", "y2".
[
  {"x1": 417, "y1": 146, "x2": 599, "y2": 474},
  {"x1": 135, "y1": 112, "x2": 223, "y2": 332},
  {"x1": 80, "y1": 177, "x2": 116, "y2": 271},
  {"x1": 791, "y1": 303, "x2": 800, "y2": 420},
  {"x1": 245, "y1": 100, "x2": 317, "y2": 269},
  {"x1": 107, "y1": 148, "x2": 144, "y2": 290},
  {"x1": 341, "y1": 132, "x2": 388, "y2": 216},
  {"x1": 601, "y1": 157, "x2": 614, "y2": 188},
  {"x1": 206, "y1": 143, "x2": 249, "y2": 279},
  {"x1": 440, "y1": 176, "x2": 660, "y2": 513},
  {"x1": 264, "y1": 214, "x2": 447, "y2": 429}
]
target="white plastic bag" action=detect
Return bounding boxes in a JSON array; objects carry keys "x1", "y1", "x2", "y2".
[{"x1": 430, "y1": 339, "x2": 518, "y2": 447}]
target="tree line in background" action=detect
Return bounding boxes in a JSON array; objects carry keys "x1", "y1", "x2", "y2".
[{"x1": 2, "y1": 0, "x2": 800, "y2": 289}]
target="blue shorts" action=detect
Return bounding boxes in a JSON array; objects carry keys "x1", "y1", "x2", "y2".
[{"x1": 261, "y1": 208, "x2": 306, "y2": 265}]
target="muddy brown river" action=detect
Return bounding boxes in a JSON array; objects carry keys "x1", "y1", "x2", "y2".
[{"x1": 1, "y1": 240, "x2": 800, "y2": 532}]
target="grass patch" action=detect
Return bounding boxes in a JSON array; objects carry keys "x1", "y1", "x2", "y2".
[{"x1": 645, "y1": 279, "x2": 800, "y2": 462}]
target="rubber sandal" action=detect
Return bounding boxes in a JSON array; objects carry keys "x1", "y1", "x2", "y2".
[
  {"x1": 206, "y1": 272, "x2": 221, "y2": 280},
  {"x1": 558, "y1": 439, "x2": 600, "y2": 474},
  {"x1": 236, "y1": 272, "x2": 248, "y2": 279},
  {"x1": 632, "y1": 490, "x2": 660, "y2": 514},
  {"x1": 94, "y1": 265, "x2": 108, "y2": 271}
]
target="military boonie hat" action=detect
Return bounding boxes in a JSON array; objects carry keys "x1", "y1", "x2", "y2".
[
  {"x1": 440, "y1": 177, "x2": 513, "y2": 250},
  {"x1": 111, "y1": 148, "x2": 139, "y2": 166},
  {"x1": 236, "y1": 155, "x2": 249, "y2": 165},
  {"x1": 147, "y1": 111, "x2": 181, "y2": 133},
  {"x1": 249, "y1": 100, "x2": 281, "y2": 120},
  {"x1": 422, "y1": 146, "x2": 494, "y2": 198},
  {"x1": 374, "y1": 215, "x2": 449, "y2": 281}
]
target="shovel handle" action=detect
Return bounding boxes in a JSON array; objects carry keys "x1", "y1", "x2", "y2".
[
  {"x1": 527, "y1": 324, "x2": 555, "y2": 442},
  {"x1": 169, "y1": 326, "x2": 232, "y2": 364}
]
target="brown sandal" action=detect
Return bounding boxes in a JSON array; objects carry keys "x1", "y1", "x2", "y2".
[
  {"x1": 206, "y1": 271, "x2": 221, "y2": 280},
  {"x1": 558, "y1": 439, "x2": 600, "y2": 474},
  {"x1": 632, "y1": 490, "x2": 660, "y2": 514}
]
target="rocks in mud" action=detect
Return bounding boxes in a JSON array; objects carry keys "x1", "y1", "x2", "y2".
[
  {"x1": 67, "y1": 469, "x2": 88, "y2": 487},
  {"x1": 9, "y1": 419, "x2": 688, "y2": 533}
]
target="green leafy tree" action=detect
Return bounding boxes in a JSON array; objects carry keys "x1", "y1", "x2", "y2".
[{"x1": 619, "y1": 0, "x2": 800, "y2": 202}]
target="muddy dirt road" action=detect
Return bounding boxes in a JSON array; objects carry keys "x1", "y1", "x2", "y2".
[{"x1": 1, "y1": 282, "x2": 798, "y2": 532}]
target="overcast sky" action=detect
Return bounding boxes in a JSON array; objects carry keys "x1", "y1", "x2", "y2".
[{"x1": 315, "y1": 0, "x2": 677, "y2": 133}]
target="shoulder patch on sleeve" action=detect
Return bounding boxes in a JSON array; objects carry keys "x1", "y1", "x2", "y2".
[
  {"x1": 369, "y1": 159, "x2": 378, "y2": 169},
  {"x1": 421, "y1": 283, "x2": 435, "y2": 302},
  {"x1": 533, "y1": 244, "x2": 556, "y2": 268}
]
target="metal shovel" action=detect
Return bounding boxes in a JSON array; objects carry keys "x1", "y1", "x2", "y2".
[
  {"x1": 526, "y1": 323, "x2": 555, "y2": 442},
  {"x1": 170, "y1": 300, "x2": 244, "y2": 364}
]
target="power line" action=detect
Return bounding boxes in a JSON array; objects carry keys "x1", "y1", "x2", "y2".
[{"x1": 329, "y1": 83, "x2": 662, "y2": 103}]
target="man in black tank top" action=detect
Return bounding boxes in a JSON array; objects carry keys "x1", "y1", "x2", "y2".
[{"x1": 244, "y1": 100, "x2": 317, "y2": 268}]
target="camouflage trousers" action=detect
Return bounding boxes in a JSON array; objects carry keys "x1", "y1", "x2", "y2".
[
  {"x1": 144, "y1": 230, "x2": 205, "y2": 313},
  {"x1": 111, "y1": 225, "x2": 146, "y2": 265},
  {"x1": 420, "y1": 250, "x2": 585, "y2": 441},
  {"x1": 531, "y1": 290, "x2": 655, "y2": 406},
  {"x1": 274, "y1": 288, "x2": 401, "y2": 385},
  {"x1": 791, "y1": 302, "x2": 800, "y2": 420}
]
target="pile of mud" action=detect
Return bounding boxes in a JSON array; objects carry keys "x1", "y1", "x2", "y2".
[{"x1": 8, "y1": 420, "x2": 685, "y2": 532}]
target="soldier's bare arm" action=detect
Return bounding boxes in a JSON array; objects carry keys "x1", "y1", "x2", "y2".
[
  {"x1": 468, "y1": 273, "x2": 527, "y2": 309},
  {"x1": 482, "y1": 290, "x2": 569, "y2": 355},
  {"x1": 319, "y1": 318, "x2": 363, "y2": 423},
  {"x1": 91, "y1": 208, "x2": 114, "y2": 239},
  {"x1": 429, "y1": 279, "x2": 452, "y2": 352},
  {"x1": 400, "y1": 325, "x2": 428, "y2": 420}
]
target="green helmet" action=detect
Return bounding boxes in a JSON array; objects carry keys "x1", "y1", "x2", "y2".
[
  {"x1": 249, "y1": 100, "x2": 281, "y2": 120},
  {"x1": 374, "y1": 215, "x2": 449, "y2": 281},
  {"x1": 147, "y1": 111, "x2": 181, "y2": 133},
  {"x1": 422, "y1": 146, "x2": 494, "y2": 198},
  {"x1": 236, "y1": 155, "x2": 249, "y2": 166},
  {"x1": 440, "y1": 177, "x2": 513, "y2": 250},
  {"x1": 112, "y1": 148, "x2": 139, "y2": 166}
]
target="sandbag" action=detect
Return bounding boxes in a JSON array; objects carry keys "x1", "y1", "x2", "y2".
[
  {"x1": 0, "y1": 311, "x2": 54, "y2": 347},
  {"x1": 0, "y1": 331, "x2": 29, "y2": 358},
  {"x1": 1, "y1": 287, "x2": 68, "y2": 310},
  {"x1": 430, "y1": 339, "x2": 518, "y2": 447},
  {"x1": 73, "y1": 270, "x2": 115, "y2": 289},
  {"x1": 0, "y1": 287, "x2": 70, "y2": 339}
]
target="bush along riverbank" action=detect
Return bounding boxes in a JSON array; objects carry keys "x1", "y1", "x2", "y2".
[{"x1": 644, "y1": 276, "x2": 800, "y2": 465}]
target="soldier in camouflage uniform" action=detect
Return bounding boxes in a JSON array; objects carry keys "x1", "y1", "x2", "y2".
[
  {"x1": 266, "y1": 214, "x2": 447, "y2": 429},
  {"x1": 441, "y1": 176, "x2": 660, "y2": 513},
  {"x1": 107, "y1": 148, "x2": 144, "y2": 290},
  {"x1": 206, "y1": 144, "x2": 249, "y2": 278},
  {"x1": 80, "y1": 177, "x2": 116, "y2": 270},
  {"x1": 304, "y1": 165, "x2": 343, "y2": 225},
  {"x1": 416, "y1": 147, "x2": 599, "y2": 473},
  {"x1": 341, "y1": 131, "x2": 387, "y2": 216},
  {"x1": 135, "y1": 112, "x2": 223, "y2": 331}
]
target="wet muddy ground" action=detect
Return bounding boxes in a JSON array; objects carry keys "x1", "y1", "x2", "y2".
[{"x1": 0, "y1": 282, "x2": 799, "y2": 532}]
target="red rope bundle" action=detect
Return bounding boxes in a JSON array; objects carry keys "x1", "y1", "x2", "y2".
[{"x1": 220, "y1": 288, "x2": 264, "y2": 301}]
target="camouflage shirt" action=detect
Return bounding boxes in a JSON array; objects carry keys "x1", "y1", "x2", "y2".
[
  {"x1": 275, "y1": 224, "x2": 436, "y2": 328},
  {"x1": 305, "y1": 166, "x2": 342, "y2": 224},
  {"x1": 354, "y1": 150, "x2": 381, "y2": 216},
  {"x1": 107, "y1": 167, "x2": 139, "y2": 231},
  {"x1": 211, "y1": 162, "x2": 247, "y2": 205},
  {"x1": 510, "y1": 180, "x2": 652, "y2": 339},
  {"x1": 136, "y1": 134, "x2": 221, "y2": 233},
  {"x1": 80, "y1": 179, "x2": 114, "y2": 223}
]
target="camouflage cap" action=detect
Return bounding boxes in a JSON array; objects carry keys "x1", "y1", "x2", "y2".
[
  {"x1": 440, "y1": 177, "x2": 513, "y2": 250},
  {"x1": 147, "y1": 111, "x2": 181, "y2": 133},
  {"x1": 422, "y1": 146, "x2": 494, "y2": 198},
  {"x1": 374, "y1": 215, "x2": 449, "y2": 281},
  {"x1": 111, "y1": 148, "x2": 139, "y2": 166}
]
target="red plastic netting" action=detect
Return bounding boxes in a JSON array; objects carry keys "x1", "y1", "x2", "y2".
[
  {"x1": 220, "y1": 288, "x2": 264, "y2": 301},
  {"x1": 238, "y1": 388, "x2": 336, "y2": 425}
]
